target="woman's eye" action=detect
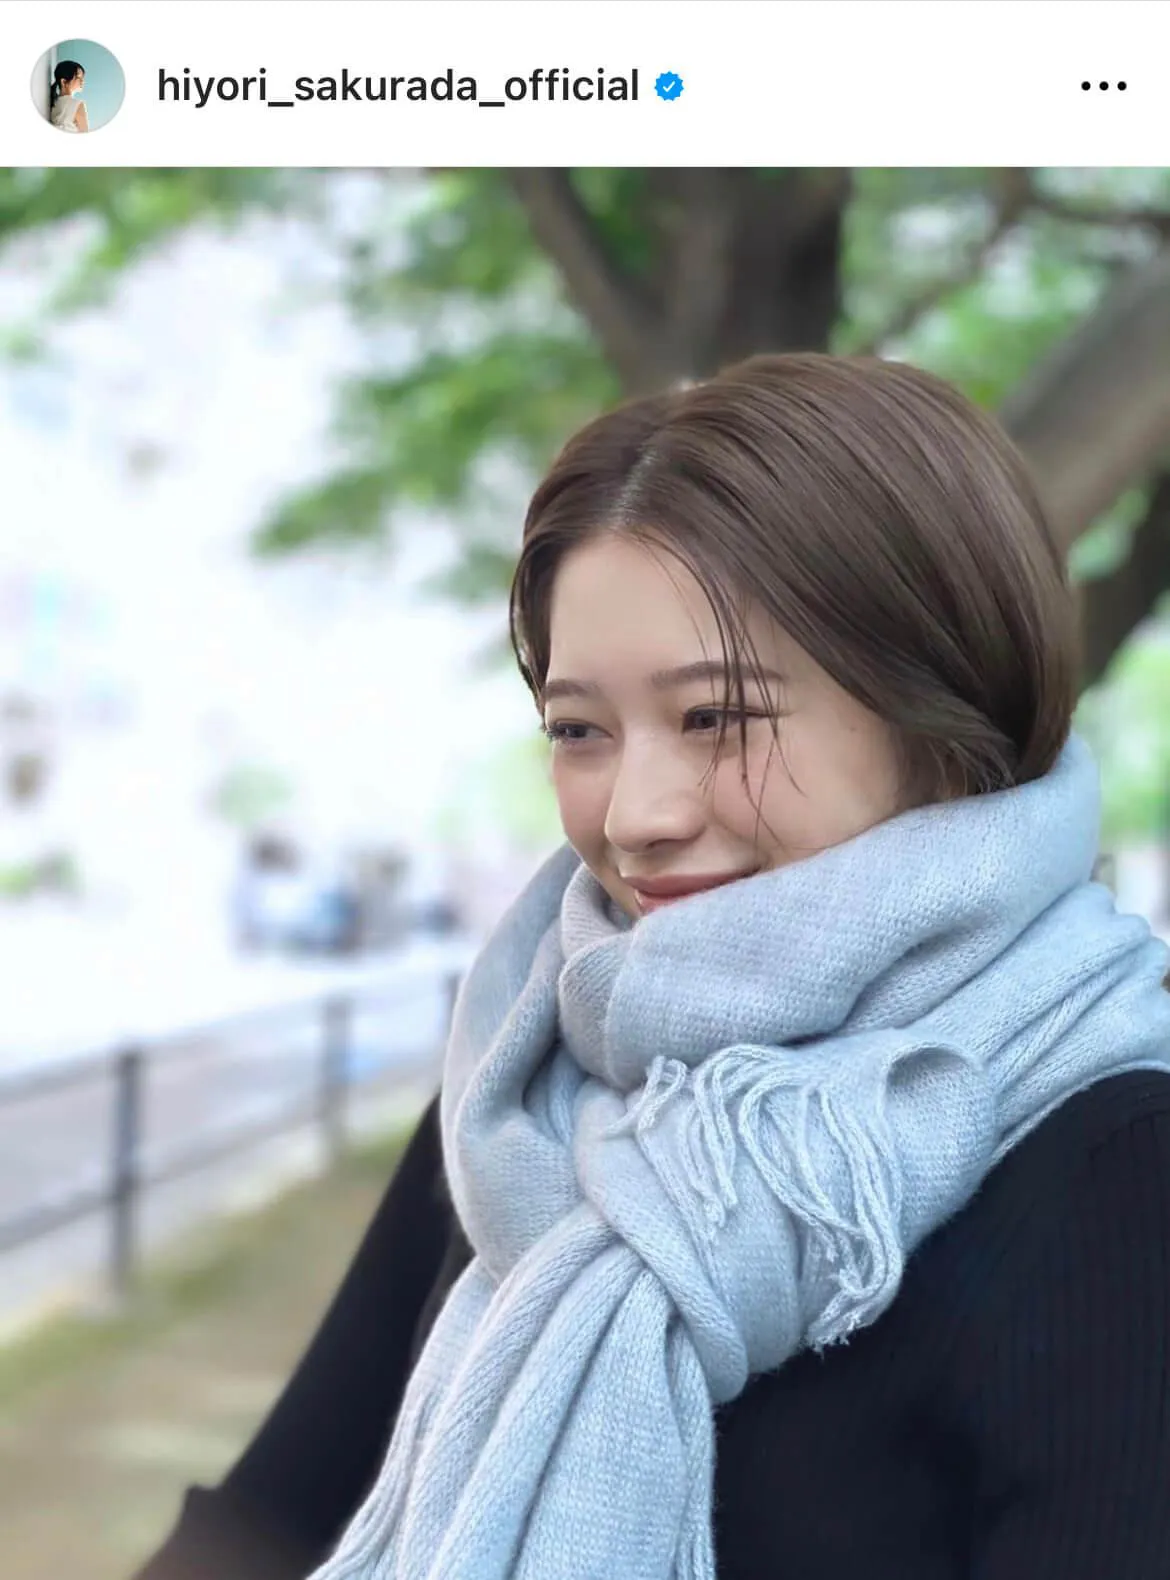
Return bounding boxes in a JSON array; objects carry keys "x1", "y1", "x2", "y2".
[
  {"x1": 542, "y1": 721, "x2": 596, "y2": 746},
  {"x1": 685, "y1": 707, "x2": 757, "y2": 732},
  {"x1": 543, "y1": 711, "x2": 768, "y2": 746}
]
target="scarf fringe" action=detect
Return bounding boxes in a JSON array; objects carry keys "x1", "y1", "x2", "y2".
[{"x1": 605, "y1": 1047, "x2": 907, "y2": 1347}]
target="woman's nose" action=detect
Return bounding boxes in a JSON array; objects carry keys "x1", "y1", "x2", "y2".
[{"x1": 603, "y1": 751, "x2": 707, "y2": 854}]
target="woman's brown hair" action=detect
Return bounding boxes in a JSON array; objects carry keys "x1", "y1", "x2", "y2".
[{"x1": 508, "y1": 352, "x2": 1079, "y2": 805}]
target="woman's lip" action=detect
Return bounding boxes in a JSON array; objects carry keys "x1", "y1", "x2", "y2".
[{"x1": 626, "y1": 870, "x2": 759, "y2": 902}]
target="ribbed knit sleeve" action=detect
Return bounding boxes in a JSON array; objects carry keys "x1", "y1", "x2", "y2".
[{"x1": 963, "y1": 1107, "x2": 1170, "y2": 1579}]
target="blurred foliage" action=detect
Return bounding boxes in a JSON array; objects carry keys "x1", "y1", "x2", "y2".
[
  {"x1": 3, "y1": 166, "x2": 1170, "y2": 588},
  {"x1": 0, "y1": 850, "x2": 81, "y2": 901},
  {"x1": 1077, "y1": 632, "x2": 1170, "y2": 841},
  {"x1": 1068, "y1": 485, "x2": 1153, "y2": 585},
  {"x1": 435, "y1": 731, "x2": 561, "y2": 855},
  {"x1": 209, "y1": 763, "x2": 295, "y2": 831},
  {"x1": 479, "y1": 733, "x2": 562, "y2": 851}
]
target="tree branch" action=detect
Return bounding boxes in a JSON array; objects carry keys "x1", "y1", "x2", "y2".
[
  {"x1": 1001, "y1": 247, "x2": 1170, "y2": 545},
  {"x1": 1080, "y1": 471, "x2": 1170, "y2": 688},
  {"x1": 503, "y1": 170, "x2": 669, "y2": 393},
  {"x1": 1023, "y1": 181, "x2": 1170, "y2": 237},
  {"x1": 857, "y1": 169, "x2": 1032, "y2": 354}
]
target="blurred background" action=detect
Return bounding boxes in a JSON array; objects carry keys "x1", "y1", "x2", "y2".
[{"x1": 1, "y1": 166, "x2": 1169, "y2": 1578}]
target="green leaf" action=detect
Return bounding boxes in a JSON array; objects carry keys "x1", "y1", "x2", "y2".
[
  {"x1": 254, "y1": 329, "x2": 616, "y2": 555},
  {"x1": 4, "y1": 165, "x2": 1170, "y2": 634}
]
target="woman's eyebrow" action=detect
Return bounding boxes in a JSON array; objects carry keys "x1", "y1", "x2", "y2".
[{"x1": 541, "y1": 661, "x2": 785, "y2": 703}]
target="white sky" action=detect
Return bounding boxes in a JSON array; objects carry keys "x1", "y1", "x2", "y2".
[{"x1": 0, "y1": 207, "x2": 537, "y2": 869}]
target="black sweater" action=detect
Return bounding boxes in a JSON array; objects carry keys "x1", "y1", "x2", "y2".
[{"x1": 136, "y1": 1070, "x2": 1170, "y2": 1580}]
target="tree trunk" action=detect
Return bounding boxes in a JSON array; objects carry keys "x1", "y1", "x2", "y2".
[
  {"x1": 1000, "y1": 249, "x2": 1170, "y2": 547},
  {"x1": 999, "y1": 251, "x2": 1170, "y2": 680},
  {"x1": 1079, "y1": 471, "x2": 1170, "y2": 688},
  {"x1": 507, "y1": 170, "x2": 850, "y2": 393},
  {"x1": 648, "y1": 169, "x2": 850, "y2": 378}
]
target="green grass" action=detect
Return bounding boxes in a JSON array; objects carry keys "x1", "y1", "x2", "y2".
[
  {"x1": 0, "y1": 1128, "x2": 408, "y2": 1411},
  {"x1": 0, "y1": 1121, "x2": 414, "y2": 1580}
]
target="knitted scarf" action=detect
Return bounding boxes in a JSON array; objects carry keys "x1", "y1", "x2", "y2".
[{"x1": 312, "y1": 733, "x2": 1170, "y2": 1580}]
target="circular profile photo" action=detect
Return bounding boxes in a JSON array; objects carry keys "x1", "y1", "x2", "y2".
[{"x1": 31, "y1": 40, "x2": 125, "y2": 135}]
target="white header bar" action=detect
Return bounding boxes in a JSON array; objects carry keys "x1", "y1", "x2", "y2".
[{"x1": 1, "y1": 1, "x2": 1165, "y2": 166}]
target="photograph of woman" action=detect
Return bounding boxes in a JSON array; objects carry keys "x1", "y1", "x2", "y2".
[
  {"x1": 48, "y1": 60, "x2": 88, "y2": 134},
  {"x1": 135, "y1": 352, "x2": 1170, "y2": 1580}
]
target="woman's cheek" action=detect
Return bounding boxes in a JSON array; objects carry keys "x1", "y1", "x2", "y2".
[
  {"x1": 550, "y1": 758, "x2": 611, "y2": 855},
  {"x1": 712, "y1": 740, "x2": 782, "y2": 834}
]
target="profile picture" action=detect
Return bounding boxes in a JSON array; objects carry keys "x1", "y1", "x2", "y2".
[{"x1": 31, "y1": 40, "x2": 125, "y2": 135}]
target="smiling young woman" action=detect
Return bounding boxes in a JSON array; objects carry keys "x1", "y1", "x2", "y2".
[
  {"x1": 136, "y1": 355, "x2": 1170, "y2": 1580},
  {"x1": 533, "y1": 534, "x2": 906, "y2": 920}
]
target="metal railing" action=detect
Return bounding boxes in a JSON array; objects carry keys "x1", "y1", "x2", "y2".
[{"x1": 0, "y1": 961, "x2": 464, "y2": 1304}]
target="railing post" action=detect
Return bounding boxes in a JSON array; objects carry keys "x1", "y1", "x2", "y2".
[
  {"x1": 110, "y1": 1044, "x2": 145, "y2": 1305},
  {"x1": 320, "y1": 995, "x2": 352, "y2": 1168}
]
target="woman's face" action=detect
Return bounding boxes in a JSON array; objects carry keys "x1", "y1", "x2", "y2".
[
  {"x1": 542, "y1": 533, "x2": 905, "y2": 921},
  {"x1": 66, "y1": 71, "x2": 84, "y2": 94}
]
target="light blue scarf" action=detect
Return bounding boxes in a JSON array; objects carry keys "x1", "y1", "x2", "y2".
[{"x1": 314, "y1": 733, "x2": 1170, "y2": 1580}]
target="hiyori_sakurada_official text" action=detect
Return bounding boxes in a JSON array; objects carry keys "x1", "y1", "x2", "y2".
[{"x1": 157, "y1": 67, "x2": 643, "y2": 108}]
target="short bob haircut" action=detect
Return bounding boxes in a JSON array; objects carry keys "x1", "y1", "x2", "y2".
[{"x1": 508, "y1": 353, "x2": 1079, "y2": 808}]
